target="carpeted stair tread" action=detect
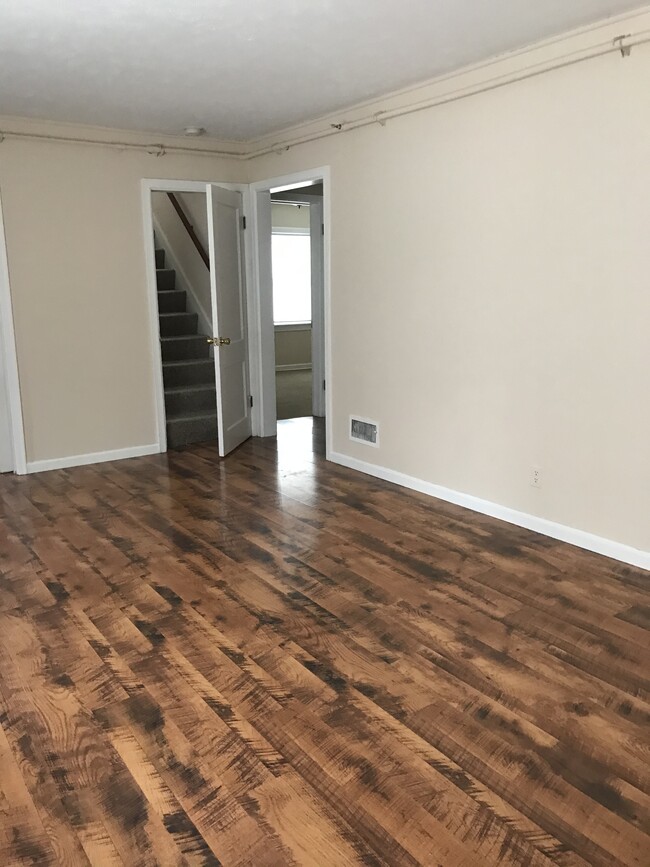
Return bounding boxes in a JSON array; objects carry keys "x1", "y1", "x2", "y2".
[
  {"x1": 166, "y1": 409, "x2": 217, "y2": 421},
  {"x1": 154, "y1": 253, "x2": 218, "y2": 446},
  {"x1": 160, "y1": 333, "x2": 208, "y2": 341},
  {"x1": 159, "y1": 312, "x2": 199, "y2": 336},
  {"x1": 157, "y1": 290, "x2": 186, "y2": 313},
  {"x1": 164, "y1": 382, "x2": 216, "y2": 414},
  {"x1": 163, "y1": 358, "x2": 213, "y2": 367},
  {"x1": 165, "y1": 383, "x2": 215, "y2": 394},
  {"x1": 156, "y1": 268, "x2": 176, "y2": 291},
  {"x1": 160, "y1": 334, "x2": 210, "y2": 362}
]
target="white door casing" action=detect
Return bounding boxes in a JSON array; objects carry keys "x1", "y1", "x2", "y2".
[
  {"x1": 310, "y1": 198, "x2": 325, "y2": 418},
  {"x1": 0, "y1": 329, "x2": 13, "y2": 471},
  {"x1": 206, "y1": 185, "x2": 252, "y2": 456},
  {"x1": 252, "y1": 190, "x2": 276, "y2": 438}
]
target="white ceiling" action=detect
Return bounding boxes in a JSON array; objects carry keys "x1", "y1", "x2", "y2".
[{"x1": 0, "y1": 0, "x2": 645, "y2": 141}]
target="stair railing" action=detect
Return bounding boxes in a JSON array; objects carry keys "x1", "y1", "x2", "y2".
[{"x1": 166, "y1": 192, "x2": 210, "y2": 270}]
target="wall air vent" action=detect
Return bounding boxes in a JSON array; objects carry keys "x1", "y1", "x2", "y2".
[{"x1": 350, "y1": 416, "x2": 379, "y2": 447}]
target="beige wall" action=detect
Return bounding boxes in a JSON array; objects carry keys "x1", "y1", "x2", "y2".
[
  {"x1": 0, "y1": 131, "x2": 240, "y2": 463},
  {"x1": 275, "y1": 327, "x2": 311, "y2": 368},
  {"x1": 152, "y1": 191, "x2": 212, "y2": 329},
  {"x1": 272, "y1": 203, "x2": 310, "y2": 230},
  {"x1": 250, "y1": 45, "x2": 650, "y2": 553},
  {"x1": 177, "y1": 192, "x2": 210, "y2": 248}
]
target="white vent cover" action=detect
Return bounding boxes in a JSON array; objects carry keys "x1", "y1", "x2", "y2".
[{"x1": 350, "y1": 416, "x2": 379, "y2": 447}]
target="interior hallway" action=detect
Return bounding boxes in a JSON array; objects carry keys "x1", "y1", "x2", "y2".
[{"x1": 0, "y1": 418, "x2": 648, "y2": 866}]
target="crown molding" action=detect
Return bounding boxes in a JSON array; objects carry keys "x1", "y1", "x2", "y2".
[
  {"x1": 1, "y1": 6, "x2": 649, "y2": 162},
  {"x1": 246, "y1": 5, "x2": 650, "y2": 158},
  {"x1": 0, "y1": 113, "x2": 248, "y2": 158}
]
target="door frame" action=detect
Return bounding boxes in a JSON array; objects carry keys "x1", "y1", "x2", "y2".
[
  {"x1": 309, "y1": 198, "x2": 326, "y2": 418},
  {"x1": 248, "y1": 167, "x2": 332, "y2": 455},
  {"x1": 0, "y1": 188, "x2": 27, "y2": 474},
  {"x1": 141, "y1": 178, "x2": 252, "y2": 453}
]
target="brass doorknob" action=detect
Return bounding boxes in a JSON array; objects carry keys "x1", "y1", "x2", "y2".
[{"x1": 207, "y1": 337, "x2": 231, "y2": 346}]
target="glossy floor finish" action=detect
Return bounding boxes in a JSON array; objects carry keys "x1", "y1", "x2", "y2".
[{"x1": 0, "y1": 418, "x2": 648, "y2": 866}]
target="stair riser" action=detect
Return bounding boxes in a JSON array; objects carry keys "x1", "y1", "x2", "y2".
[
  {"x1": 161, "y1": 337, "x2": 210, "y2": 362},
  {"x1": 163, "y1": 361, "x2": 215, "y2": 388},
  {"x1": 157, "y1": 290, "x2": 186, "y2": 313},
  {"x1": 159, "y1": 313, "x2": 199, "y2": 337},
  {"x1": 155, "y1": 249, "x2": 165, "y2": 268},
  {"x1": 156, "y1": 269, "x2": 176, "y2": 291},
  {"x1": 167, "y1": 415, "x2": 217, "y2": 448},
  {"x1": 165, "y1": 388, "x2": 216, "y2": 415}
]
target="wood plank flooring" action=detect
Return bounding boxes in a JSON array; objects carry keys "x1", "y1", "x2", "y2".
[{"x1": 0, "y1": 417, "x2": 648, "y2": 866}]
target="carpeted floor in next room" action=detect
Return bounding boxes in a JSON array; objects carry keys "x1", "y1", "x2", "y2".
[{"x1": 275, "y1": 369, "x2": 312, "y2": 419}]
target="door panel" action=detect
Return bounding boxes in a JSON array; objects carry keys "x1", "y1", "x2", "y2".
[
  {"x1": 0, "y1": 323, "x2": 13, "y2": 472},
  {"x1": 206, "y1": 185, "x2": 252, "y2": 456}
]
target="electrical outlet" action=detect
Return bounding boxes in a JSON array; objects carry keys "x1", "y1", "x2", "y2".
[{"x1": 531, "y1": 467, "x2": 542, "y2": 488}]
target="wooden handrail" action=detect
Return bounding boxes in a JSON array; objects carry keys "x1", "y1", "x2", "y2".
[{"x1": 166, "y1": 192, "x2": 210, "y2": 270}]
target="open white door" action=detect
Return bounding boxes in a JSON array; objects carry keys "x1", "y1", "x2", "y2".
[{"x1": 206, "y1": 185, "x2": 252, "y2": 456}]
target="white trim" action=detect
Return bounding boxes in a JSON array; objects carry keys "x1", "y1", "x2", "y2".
[
  {"x1": 0, "y1": 113, "x2": 245, "y2": 158},
  {"x1": 141, "y1": 181, "x2": 168, "y2": 453},
  {"x1": 246, "y1": 8, "x2": 650, "y2": 158},
  {"x1": 249, "y1": 166, "x2": 332, "y2": 449},
  {"x1": 274, "y1": 322, "x2": 311, "y2": 332},
  {"x1": 276, "y1": 363, "x2": 312, "y2": 372},
  {"x1": 323, "y1": 169, "x2": 331, "y2": 455},
  {"x1": 242, "y1": 185, "x2": 265, "y2": 438},
  {"x1": 0, "y1": 188, "x2": 27, "y2": 474},
  {"x1": 1, "y1": 9, "x2": 649, "y2": 163},
  {"x1": 329, "y1": 451, "x2": 650, "y2": 572},
  {"x1": 309, "y1": 198, "x2": 325, "y2": 418},
  {"x1": 248, "y1": 189, "x2": 276, "y2": 436},
  {"x1": 272, "y1": 226, "x2": 310, "y2": 236},
  {"x1": 27, "y1": 443, "x2": 160, "y2": 474}
]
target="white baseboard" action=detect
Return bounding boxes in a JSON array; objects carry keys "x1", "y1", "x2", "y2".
[
  {"x1": 276, "y1": 363, "x2": 312, "y2": 372},
  {"x1": 26, "y1": 443, "x2": 161, "y2": 474},
  {"x1": 329, "y1": 451, "x2": 650, "y2": 572}
]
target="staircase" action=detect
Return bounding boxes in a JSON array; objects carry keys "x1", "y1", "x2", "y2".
[{"x1": 155, "y1": 247, "x2": 218, "y2": 448}]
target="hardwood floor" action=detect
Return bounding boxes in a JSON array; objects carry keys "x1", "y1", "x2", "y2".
[{"x1": 0, "y1": 417, "x2": 648, "y2": 866}]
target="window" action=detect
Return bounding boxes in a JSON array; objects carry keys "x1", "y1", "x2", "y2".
[{"x1": 272, "y1": 232, "x2": 311, "y2": 324}]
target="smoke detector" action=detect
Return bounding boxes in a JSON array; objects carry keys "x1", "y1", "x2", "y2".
[{"x1": 183, "y1": 126, "x2": 206, "y2": 137}]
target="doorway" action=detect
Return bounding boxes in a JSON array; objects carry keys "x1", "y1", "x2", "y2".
[
  {"x1": 271, "y1": 195, "x2": 314, "y2": 420},
  {"x1": 249, "y1": 169, "x2": 330, "y2": 455},
  {"x1": 142, "y1": 179, "x2": 252, "y2": 458},
  {"x1": 150, "y1": 189, "x2": 216, "y2": 449}
]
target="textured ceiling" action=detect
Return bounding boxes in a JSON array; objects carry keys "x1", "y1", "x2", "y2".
[{"x1": 0, "y1": 0, "x2": 645, "y2": 141}]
